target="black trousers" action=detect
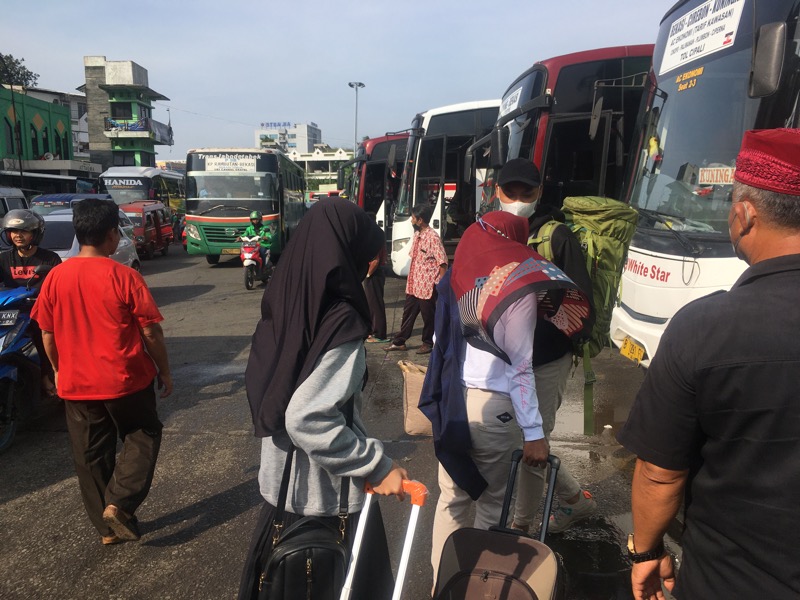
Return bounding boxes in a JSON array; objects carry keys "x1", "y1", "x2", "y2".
[
  {"x1": 64, "y1": 383, "x2": 163, "y2": 536},
  {"x1": 363, "y1": 270, "x2": 387, "y2": 339},
  {"x1": 393, "y1": 292, "x2": 437, "y2": 347},
  {"x1": 237, "y1": 500, "x2": 394, "y2": 600}
]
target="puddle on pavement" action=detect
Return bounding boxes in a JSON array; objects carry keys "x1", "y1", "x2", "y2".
[{"x1": 544, "y1": 518, "x2": 634, "y2": 600}]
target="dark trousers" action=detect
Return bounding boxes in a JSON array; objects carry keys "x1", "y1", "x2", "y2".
[
  {"x1": 364, "y1": 269, "x2": 387, "y2": 339},
  {"x1": 64, "y1": 383, "x2": 163, "y2": 536},
  {"x1": 393, "y1": 291, "x2": 437, "y2": 347},
  {"x1": 238, "y1": 500, "x2": 394, "y2": 600}
]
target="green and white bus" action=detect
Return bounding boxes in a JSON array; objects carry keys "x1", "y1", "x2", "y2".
[{"x1": 184, "y1": 148, "x2": 306, "y2": 264}]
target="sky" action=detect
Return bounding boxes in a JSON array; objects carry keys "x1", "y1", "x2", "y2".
[{"x1": 3, "y1": 0, "x2": 674, "y2": 159}]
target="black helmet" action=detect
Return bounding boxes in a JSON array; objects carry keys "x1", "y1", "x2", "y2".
[{"x1": 2, "y1": 209, "x2": 46, "y2": 246}]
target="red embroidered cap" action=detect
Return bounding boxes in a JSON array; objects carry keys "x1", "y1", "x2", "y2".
[{"x1": 734, "y1": 128, "x2": 800, "y2": 195}]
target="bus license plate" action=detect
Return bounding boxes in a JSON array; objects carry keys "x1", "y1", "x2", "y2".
[
  {"x1": 0, "y1": 310, "x2": 19, "y2": 326},
  {"x1": 221, "y1": 248, "x2": 239, "y2": 255},
  {"x1": 620, "y1": 336, "x2": 645, "y2": 364}
]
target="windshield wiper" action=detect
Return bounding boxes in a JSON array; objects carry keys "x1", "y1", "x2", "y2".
[
  {"x1": 199, "y1": 204, "x2": 225, "y2": 216},
  {"x1": 638, "y1": 208, "x2": 704, "y2": 257}
]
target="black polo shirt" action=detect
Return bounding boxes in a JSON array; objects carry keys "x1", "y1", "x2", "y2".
[{"x1": 618, "y1": 254, "x2": 800, "y2": 599}]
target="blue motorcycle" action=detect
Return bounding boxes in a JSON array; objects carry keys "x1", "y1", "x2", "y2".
[{"x1": 0, "y1": 265, "x2": 54, "y2": 453}]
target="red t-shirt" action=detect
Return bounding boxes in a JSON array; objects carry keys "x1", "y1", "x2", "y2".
[{"x1": 31, "y1": 257, "x2": 163, "y2": 400}]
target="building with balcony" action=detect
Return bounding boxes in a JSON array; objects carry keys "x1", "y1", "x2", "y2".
[
  {"x1": 0, "y1": 84, "x2": 102, "y2": 195},
  {"x1": 81, "y1": 56, "x2": 172, "y2": 171},
  {"x1": 255, "y1": 122, "x2": 321, "y2": 153}
]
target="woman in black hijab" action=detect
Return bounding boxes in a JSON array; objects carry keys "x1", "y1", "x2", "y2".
[{"x1": 239, "y1": 198, "x2": 409, "y2": 599}]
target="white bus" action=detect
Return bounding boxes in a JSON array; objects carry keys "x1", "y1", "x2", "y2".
[
  {"x1": 390, "y1": 100, "x2": 500, "y2": 276},
  {"x1": 610, "y1": 0, "x2": 800, "y2": 367},
  {"x1": 98, "y1": 166, "x2": 185, "y2": 217}
]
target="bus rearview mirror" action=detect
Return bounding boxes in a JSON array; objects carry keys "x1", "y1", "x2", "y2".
[
  {"x1": 387, "y1": 145, "x2": 397, "y2": 169},
  {"x1": 589, "y1": 95, "x2": 603, "y2": 141},
  {"x1": 337, "y1": 170, "x2": 345, "y2": 190},
  {"x1": 490, "y1": 128, "x2": 507, "y2": 170},
  {"x1": 750, "y1": 22, "x2": 785, "y2": 98}
]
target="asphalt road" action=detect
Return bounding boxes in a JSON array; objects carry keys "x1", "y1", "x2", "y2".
[{"x1": 0, "y1": 247, "x2": 668, "y2": 600}]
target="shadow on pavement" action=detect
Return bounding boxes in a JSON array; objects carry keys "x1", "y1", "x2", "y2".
[{"x1": 142, "y1": 478, "x2": 261, "y2": 547}]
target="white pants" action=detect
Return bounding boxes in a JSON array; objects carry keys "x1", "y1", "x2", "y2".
[
  {"x1": 430, "y1": 387, "x2": 523, "y2": 582},
  {"x1": 513, "y1": 353, "x2": 582, "y2": 527}
]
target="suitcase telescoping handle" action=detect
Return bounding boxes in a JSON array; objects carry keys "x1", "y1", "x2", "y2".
[
  {"x1": 499, "y1": 451, "x2": 561, "y2": 542},
  {"x1": 339, "y1": 480, "x2": 429, "y2": 600}
]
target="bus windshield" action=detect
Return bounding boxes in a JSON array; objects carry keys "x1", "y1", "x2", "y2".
[
  {"x1": 103, "y1": 178, "x2": 152, "y2": 204},
  {"x1": 186, "y1": 152, "x2": 280, "y2": 217},
  {"x1": 395, "y1": 117, "x2": 424, "y2": 216}
]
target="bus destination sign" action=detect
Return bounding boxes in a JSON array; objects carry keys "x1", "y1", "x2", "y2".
[
  {"x1": 659, "y1": 0, "x2": 745, "y2": 76},
  {"x1": 202, "y1": 154, "x2": 258, "y2": 172}
]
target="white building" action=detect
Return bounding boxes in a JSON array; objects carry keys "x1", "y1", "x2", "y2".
[
  {"x1": 255, "y1": 122, "x2": 321, "y2": 153},
  {"x1": 288, "y1": 145, "x2": 353, "y2": 187}
]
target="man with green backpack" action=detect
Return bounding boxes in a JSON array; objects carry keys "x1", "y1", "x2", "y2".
[
  {"x1": 492, "y1": 159, "x2": 603, "y2": 535},
  {"x1": 497, "y1": 159, "x2": 638, "y2": 533}
]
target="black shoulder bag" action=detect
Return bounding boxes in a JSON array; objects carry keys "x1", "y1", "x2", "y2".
[{"x1": 256, "y1": 398, "x2": 354, "y2": 600}]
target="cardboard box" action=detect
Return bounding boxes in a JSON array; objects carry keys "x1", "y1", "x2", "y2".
[{"x1": 398, "y1": 360, "x2": 433, "y2": 436}]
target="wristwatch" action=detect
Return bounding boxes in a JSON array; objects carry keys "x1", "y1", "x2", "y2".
[{"x1": 627, "y1": 534, "x2": 665, "y2": 563}]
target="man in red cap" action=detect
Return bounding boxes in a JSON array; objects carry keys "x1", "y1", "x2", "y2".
[{"x1": 618, "y1": 128, "x2": 800, "y2": 599}]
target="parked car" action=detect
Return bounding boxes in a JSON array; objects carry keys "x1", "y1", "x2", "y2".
[
  {"x1": 39, "y1": 210, "x2": 141, "y2": 271},
  {"x1": 119, "y1": 201, "x2": 174, "y2": 259},
  {"x1": 30, "y1": 194, "x2": 135, "y2": 239}
]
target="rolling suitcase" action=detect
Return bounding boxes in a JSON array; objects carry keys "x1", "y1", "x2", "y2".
[
  {"x1": 433, "y1": 452, "x2": 565, "y2": 600},
  {"x1": 339, "y1": 479, "x2": 429, "y2": 600}
]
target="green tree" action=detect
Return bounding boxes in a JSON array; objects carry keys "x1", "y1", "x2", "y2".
[{"x1": 0, "y1": 53, "x2": 39, "y2": 87}]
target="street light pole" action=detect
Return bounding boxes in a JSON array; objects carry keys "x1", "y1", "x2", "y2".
[{"x1": 348, "y1": 82, "x2": 365, "y2": 158}]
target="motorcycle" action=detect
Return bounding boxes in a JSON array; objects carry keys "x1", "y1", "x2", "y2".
[
  {"x1": 0, "y1": 265, "x2": 54, "y2": 453},
  {"x1": 240, "y1": 236, "x2": 273, "y2": 290}
]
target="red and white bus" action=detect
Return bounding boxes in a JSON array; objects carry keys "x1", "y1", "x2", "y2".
[
  {"x1": 486, "y1": 45, "x2": 654, "y2": 209},
  {"x1": 338, "y1": 133, "x2": 408, "y2": 236},
  {"x1": 611, "y1": 0, "x2": 800, "y2": 366}
]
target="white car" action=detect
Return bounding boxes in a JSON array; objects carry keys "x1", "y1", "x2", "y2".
[{"x1": 40, "y1": 210, "x2": 141, "y2": 271}]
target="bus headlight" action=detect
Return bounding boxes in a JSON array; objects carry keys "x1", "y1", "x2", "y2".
[
  {"x1": 392, "y1": 237, "x2": 410, "y2": 253},
  {"x1": 185, "y1": 224, "x2": 200, "y2": 239}
]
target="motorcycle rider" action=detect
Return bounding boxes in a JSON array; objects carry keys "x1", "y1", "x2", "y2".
[
  {"x1": 240, "y1": 210, "x2": 272, "y2": 265},
  {"x1": 0, "y1": 209, "x2": 62, "y2": 396}
]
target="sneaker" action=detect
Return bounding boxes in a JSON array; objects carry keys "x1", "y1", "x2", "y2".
[
  {"x1": 548, "y1": 490, "x2": 597, "y2": 533},
  {"x1": 366, "y1": 336, "x2": 389, "y2": 343},
  {"x1": 415, "y1": 344, "x2": 433, "y2": 355},
  {"x1": 383, "y1": 343, "x2": 407, "y2": 352},
  {"x1": 102, "y1": 505, "x2": 141, "y2": 541}
]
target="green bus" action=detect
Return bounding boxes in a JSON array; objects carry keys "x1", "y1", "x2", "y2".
[{"x1": 184, "y1": 148, "x2": 306, "y2": 264}]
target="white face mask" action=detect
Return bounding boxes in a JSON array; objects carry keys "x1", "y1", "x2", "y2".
[{"x1": 500, "y1": 200, "x2": 537, "y2": 219}]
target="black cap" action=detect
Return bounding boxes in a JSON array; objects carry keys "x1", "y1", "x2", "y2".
[{"x1": 497, "y1": 158, "x2": 542, "y2": 188}]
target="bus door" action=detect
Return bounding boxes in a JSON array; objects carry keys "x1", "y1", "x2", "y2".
[
  {"x1": 415, "y1": 135, "x2": 446, "y2": 235},
  {"x1": 541, "y1": 112, "x2": 611, "y2": 207}
]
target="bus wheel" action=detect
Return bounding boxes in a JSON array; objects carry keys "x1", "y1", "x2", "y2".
[
  {"x1": 244, "y1": 265, "x2": 255, "y2": 290},
  {"x1": 206, "y1": 255, "x2": 220, "y2": 265}
]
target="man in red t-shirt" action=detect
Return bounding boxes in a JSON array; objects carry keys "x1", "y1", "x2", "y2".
[{"x1": 32, "y1": 199, "x2": 172, "y2": 546}]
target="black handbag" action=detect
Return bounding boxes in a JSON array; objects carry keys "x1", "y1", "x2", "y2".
[{"x1": 256, "y1": 400, "x2": 354, "y2": 600}]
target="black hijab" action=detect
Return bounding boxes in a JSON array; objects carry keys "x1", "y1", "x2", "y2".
[{"x1": 245, "y1": 198, "x2": 385, "y2": 437}]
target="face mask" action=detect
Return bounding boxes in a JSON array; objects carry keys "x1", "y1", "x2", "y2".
[
  {"x1": 500, "y1": 200, "x2": 537, "y2": 219},
  {"x1": 412, "y1": 220, "x2": 421, "y2": 232}
]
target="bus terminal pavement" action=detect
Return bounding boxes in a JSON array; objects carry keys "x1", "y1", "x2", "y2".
[{"x1": 0, "y1": 251, "x2": 669, "y2": 600}]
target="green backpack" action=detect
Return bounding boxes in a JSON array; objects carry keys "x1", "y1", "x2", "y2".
[{"x1": 529, "y1": 196, "x2": 638, "y2": 432}]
